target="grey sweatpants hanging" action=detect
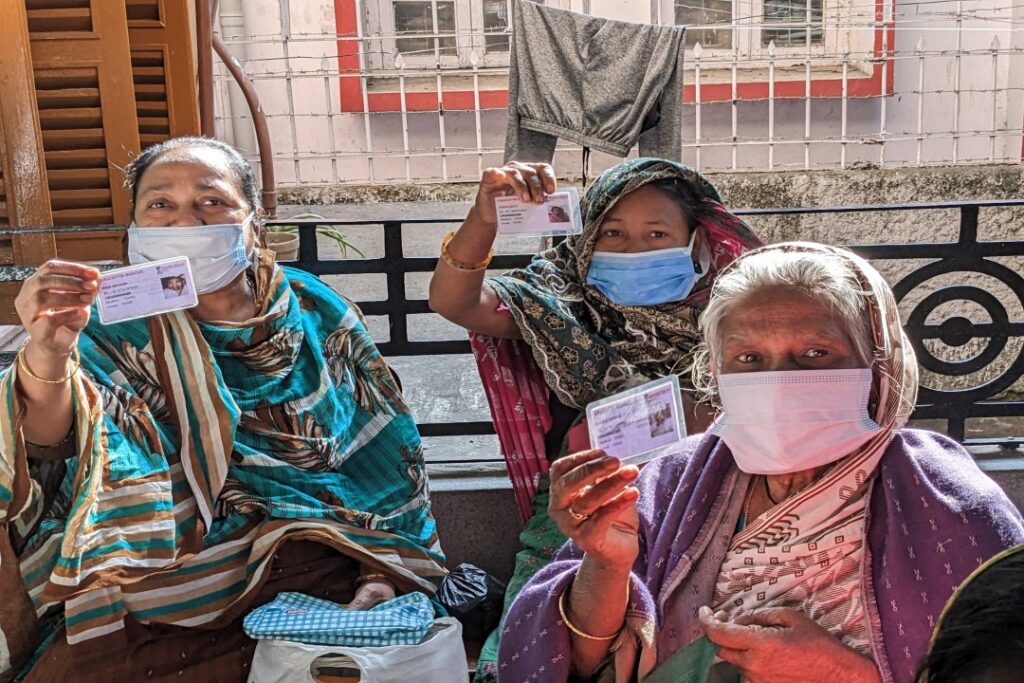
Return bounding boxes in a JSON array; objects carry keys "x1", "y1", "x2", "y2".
[{"x1": 504, "y1": 0, "x2": 686, "y2": 164}]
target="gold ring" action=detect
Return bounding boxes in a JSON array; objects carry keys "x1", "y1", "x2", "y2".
[{"x1": 568, "y1": 507, "x2": 589, "y2": 523}]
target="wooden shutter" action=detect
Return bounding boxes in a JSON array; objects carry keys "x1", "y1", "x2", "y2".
[
  {"x1": 0, "y1": 1, "x2": 200, "y2": 322},
  {"x1": 0, "y1": 1, "x2": 58, "y2": 265},
  {"x1": 25, "y1": 0, "x2": 141, "y2": 261},
  {"x1": 0, "y1": 1, "x2": 57, "y2": 321},
  {"x1": 127, "y1": 0, "x2": 201, "y2": 149}
]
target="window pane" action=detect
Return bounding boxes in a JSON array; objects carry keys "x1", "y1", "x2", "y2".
[
  {"x1": 483, "y1": 0, "x2": 510, "y2": 52},
  {"x1": 762, "y1": 0, "x2": 824, "y2": 47},
  {"x1": 394, "y1": 1, "x2": 456, "y2": 57},
  {"x1": 674, "y1": 1, "x2": 732, "y2": 49}
]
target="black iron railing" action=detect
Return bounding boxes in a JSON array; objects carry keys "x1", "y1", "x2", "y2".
[
  {"x1": 273, "y1": 198, "x2": 1024, "y2": 447},
  {"x1": 0, "y1": 199, "x2": 1021, "y2": 451}
]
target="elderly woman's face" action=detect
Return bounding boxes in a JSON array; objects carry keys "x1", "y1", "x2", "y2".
[
  {"x1": 593, "y1": 184, "x2": 691, "y2": 254},
  {"x1": 718, "y1": 286, "x2": 863, "y2": 375},
  {"x1": 133, "y1": 146, "x2": 251, "y2": 231}
]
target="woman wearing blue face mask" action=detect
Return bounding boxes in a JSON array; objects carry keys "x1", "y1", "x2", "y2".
[
  {"x1": 430, "y1": 158, "x2": 760, "y2": 682},
  {"x1": 500, "y1": 243, "x2": 1024, "y2": 683},
  {"x1": 0, "y1": 137, "x2": 445, "y2": 681},
  {"x1": 430, "y1": 157, "x2": 761, "y2": 433}
]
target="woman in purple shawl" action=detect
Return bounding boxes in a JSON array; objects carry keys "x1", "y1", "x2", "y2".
[{"x1": 498, "y1": 242, "x2": 1024, "y2": 683}]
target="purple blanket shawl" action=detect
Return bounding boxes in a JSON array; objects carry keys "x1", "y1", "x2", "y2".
[{"x1": 498, "y1": 429, "x2": 1024, "y2": 683}]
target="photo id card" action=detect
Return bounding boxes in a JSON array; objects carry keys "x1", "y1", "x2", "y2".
[
  {"x1": 495, "y1": 187, "x2": 583, "y2": 237},
  {"x1": 586, "y1": 375, "x2": 687, "y2": 466},
  {"x1": 97, "y1": 256, "x2": 199, "y2": 325}
]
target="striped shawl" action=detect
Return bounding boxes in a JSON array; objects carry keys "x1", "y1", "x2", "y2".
[{"x1": 0, "y1": 252, "x2": 445, "y2": 648}]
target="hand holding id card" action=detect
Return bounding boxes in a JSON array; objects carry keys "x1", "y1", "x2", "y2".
[
  {"x1": 495, "y1": 187, "x2": 583, "y2": 237},
  {"x1": 97, "y1": 257, "x2": 199, "y2": 324},
  {"x1": 586, "y1": 375, "x2": 687, "y2": 467}
]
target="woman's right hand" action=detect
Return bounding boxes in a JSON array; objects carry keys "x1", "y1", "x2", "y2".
[
  {"x1": 473, "y1": 161, "x2": 557, "y2": 225},
  {"x1": 15, "y1": 260, "x2": 100, "y2": 367},
  {"x1": 549, "y1": 449, "x2": 641, "y2": 569}
]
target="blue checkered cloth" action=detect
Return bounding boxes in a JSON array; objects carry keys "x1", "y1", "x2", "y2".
[{"x1": 243, "y1": 591, "x2": 435, "y2": 647}]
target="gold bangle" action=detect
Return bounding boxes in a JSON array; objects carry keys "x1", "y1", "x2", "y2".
[
  {"x1": 441, "y1": 231, "x2": 493, "y2": 272},
  {"x1": 557, "y1": 581, "x2": 627, "y2": 641},
  {"x1": 355, "y1": 572, "x2": 392, "y2": 587},
  {"x1": 17, "y1": 344, "x2": 80, "y2": 385}
]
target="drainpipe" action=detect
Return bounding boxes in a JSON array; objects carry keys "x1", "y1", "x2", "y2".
[{"x1": 210, "y1": 0, "x2": 278, "y2": 217}]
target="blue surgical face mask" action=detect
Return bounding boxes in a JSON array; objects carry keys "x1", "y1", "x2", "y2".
[
  {"x1": 128, "y1": 215, "x2": 255, "y2": 294},
  {"x1": 585, "y1": 231, "x2": 704, "y2": 306}
]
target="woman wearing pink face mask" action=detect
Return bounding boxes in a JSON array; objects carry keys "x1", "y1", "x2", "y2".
[{"x1": 499, "y1": 242, "x2": 1024, "y2": 683}]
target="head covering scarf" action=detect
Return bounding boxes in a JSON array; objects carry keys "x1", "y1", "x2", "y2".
[
  {"x1": 488, "y1": 157, "x2": 761, "y2": 410},
  {"x1": 0, "y1": 251, "x2": 444, "y2": 647},
  {"x1": 709, "y1": 242, "x2": 919, "y2": 656}
]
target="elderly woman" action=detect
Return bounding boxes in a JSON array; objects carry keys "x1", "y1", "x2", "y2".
[
  {"x1": 0, "y1": 137, "x2": 444, "y2": 681},
  {"x1": 429, "y1": 158, "x2": 760, "y2": 680},
  {"x1": 499, "y1": 242, "x2": 1024, "y2": 683}
]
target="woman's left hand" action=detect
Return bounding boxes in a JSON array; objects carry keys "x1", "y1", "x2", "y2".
[
  {"x1": 347, "y1": 579, "x2": 396, "y2": 611},
  {"x1": 698, "y1": 606, "x2": 881, "y2": 683}
]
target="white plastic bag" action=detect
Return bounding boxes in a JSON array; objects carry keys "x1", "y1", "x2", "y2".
[{"x1": 248, "y1": 617, "x2": 468, "y2": 683}]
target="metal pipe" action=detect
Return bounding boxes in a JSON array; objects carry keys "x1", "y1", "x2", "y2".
[
  {"x1": 209, "y1": 1, "x2": 277, "y2": 218},
  {"x1": 196, "y1": 0, "x2": 215, "y2": 136}
]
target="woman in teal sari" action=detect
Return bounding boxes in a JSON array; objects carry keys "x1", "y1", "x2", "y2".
[{"x1": 0, "y1": 137, "x2": 444, "y2": 681}]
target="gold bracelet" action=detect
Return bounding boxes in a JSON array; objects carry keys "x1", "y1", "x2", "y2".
[
  {"x1": 441, "y1": 231, "x2": 493, "y2": 272},
  {"x1": 355, "y1": 572, "x2": 392, "y2": 587},
  {"x1": 16, "y1": 344, "x2": 80, "y2": 385},
  {"x1": 557, "y1": 581, "x2": 628, "y2": 641}
]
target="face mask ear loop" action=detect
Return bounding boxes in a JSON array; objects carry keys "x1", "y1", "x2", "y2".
[{"x1": 688, "y1": 222, "x2": 712, "y2": 275}]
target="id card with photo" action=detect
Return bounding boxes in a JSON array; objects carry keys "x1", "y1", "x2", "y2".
[
  {"x1": 586, "y1": 375, "x2": 687, "y2": 466},
  {"x1": 97, "y1": 256, "x2": 199, "y2": 325},
  {"x1": 495, "y1": 187, "x2": 583, "y2": 237}
]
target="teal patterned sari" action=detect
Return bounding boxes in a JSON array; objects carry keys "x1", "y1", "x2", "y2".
[{"x1": 0, "y1": 250, "x2": 444, "y2": 648}]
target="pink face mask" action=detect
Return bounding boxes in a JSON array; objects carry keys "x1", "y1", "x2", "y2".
[{"x1": 709, "y1": 368, "x2": 881, "y2": 475}]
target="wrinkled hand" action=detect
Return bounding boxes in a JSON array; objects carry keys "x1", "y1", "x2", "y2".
[
  {"x1": 347, "y1": 580, "x2": 396, "y2": 611},
  {"x1": 473, "y1": 161, "x2": 557, "y2": 225},
  {"x1": 548, "y1": 449, "x2": 640, "y2": 570},
  {"x1": 14, "y1": 260, "x2": 100, "y2": 372},
  {"x1": 699, "y1": 606, "x2": 881, "y2": 683}
]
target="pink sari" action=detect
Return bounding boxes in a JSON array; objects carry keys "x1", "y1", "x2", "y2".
[{"x1": 470, "y1": 332, "x2": 552, "y2": 522}]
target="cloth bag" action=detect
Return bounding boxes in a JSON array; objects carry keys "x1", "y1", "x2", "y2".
[
  {"x1": 243, "y1": 592, "x2": 435, "y2": 647},
  {"x1": 248, "y1": 617, "x2": 468, "y2": 683}
]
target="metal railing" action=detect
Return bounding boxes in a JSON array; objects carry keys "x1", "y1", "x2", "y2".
[
  {"x1": 0, "y1": 198, "x2": 1021, "y2": 457},
  {"x1": 273, "y1": 198, "x2": 1024, "y2": 448}
]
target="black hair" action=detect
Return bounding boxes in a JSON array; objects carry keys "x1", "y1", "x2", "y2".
[
  {"x1": 914, "y1": 548, "x2": 1024, "y2": 683},
  {"x1": 124, "y1": 136, "x2": 262, "y2": 218},
  {"x1": 645, "y1": 177, "x2": 707, "y2": 231}
]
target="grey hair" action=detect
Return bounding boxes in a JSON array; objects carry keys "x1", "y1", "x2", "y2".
[{"x1": 691, "y1": 248, "x2": 875, "y2": 405}]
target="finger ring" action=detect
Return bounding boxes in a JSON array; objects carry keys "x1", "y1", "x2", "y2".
[{"x1": 568, "y1": 507, "x2": 589, "y2": 522}]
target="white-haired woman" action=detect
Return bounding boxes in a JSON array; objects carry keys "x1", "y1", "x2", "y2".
[{"x1": 499, "y1": 242, "x2": 1024, "y2": 683}]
